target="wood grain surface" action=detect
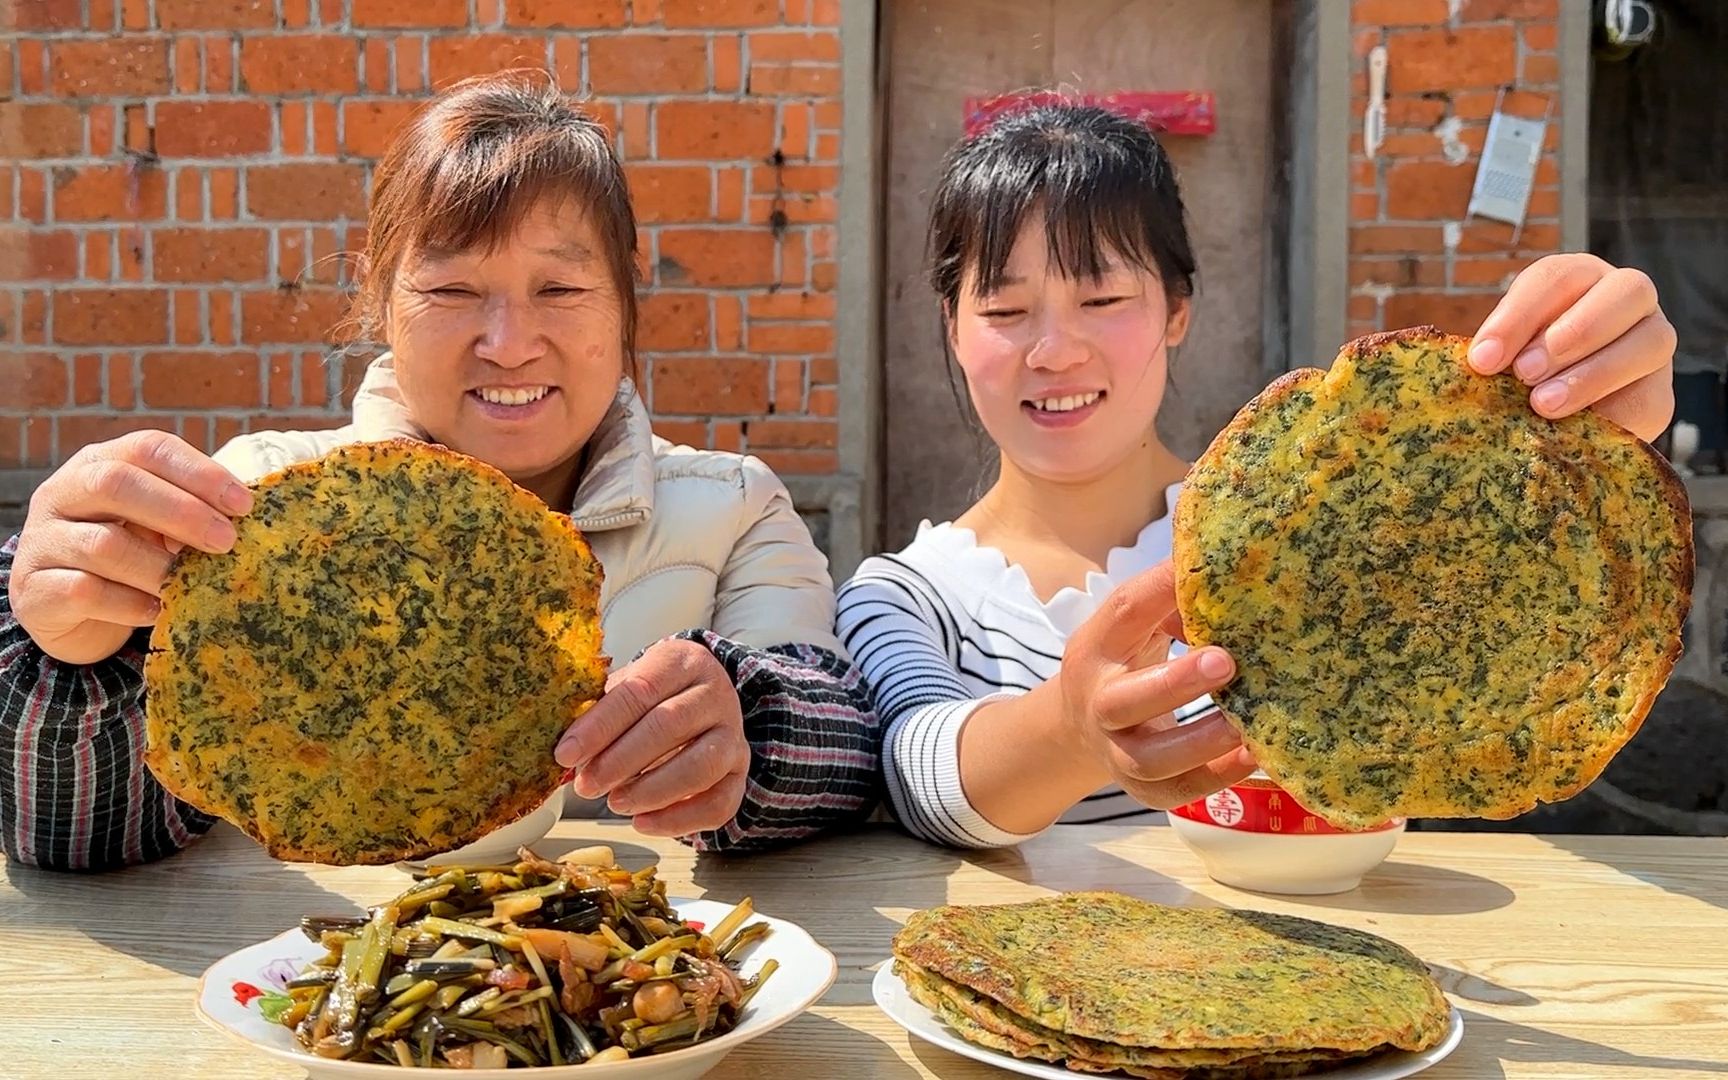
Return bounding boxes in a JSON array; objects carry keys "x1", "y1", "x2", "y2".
[{"x1": 3, "y1": 822, "x2": 1725, "y2": 1079}]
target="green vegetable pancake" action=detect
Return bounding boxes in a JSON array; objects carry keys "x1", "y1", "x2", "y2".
[
  {"x1": 893, "y1": 892, "x2": 1451, "y2": 1078},
  {"x1": 144, "y1": 439, "x2": 607, "y2": 865},
  {"x1": 1173, "y1": 327, "x2": 1692, "y2": 828}
]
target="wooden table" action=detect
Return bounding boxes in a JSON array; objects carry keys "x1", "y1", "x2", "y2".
[{"x1": 4, "y1": 822, "x2": 1726, "y2": 1079}]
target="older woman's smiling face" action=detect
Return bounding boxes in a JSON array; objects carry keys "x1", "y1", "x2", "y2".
[{"x1": 386, "y1": 198, "x2": 626, "y2": 505}]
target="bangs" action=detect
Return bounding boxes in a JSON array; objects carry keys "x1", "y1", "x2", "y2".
[
  {"x1": 354, "y1": 71, "x2": 641, "y2": 364},
  {"x1": 964, "y1": 178, "x2": 1170, "y2": 298},
  {"x1": 408, "y1": 126, "x2": 617, "y2": 260},
  {"x1": 927, "y1": 104, "x2": 1196, "y2": 306}
]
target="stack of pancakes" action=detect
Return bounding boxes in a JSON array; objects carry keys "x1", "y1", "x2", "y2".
[{"x1": 892, "y1": 892, "x2": 1451, "y2": 1079}]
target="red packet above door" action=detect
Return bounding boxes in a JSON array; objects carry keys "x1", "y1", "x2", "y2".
[{"x1": 964, "y1": 90, "x2": 1217, "y2": 138}]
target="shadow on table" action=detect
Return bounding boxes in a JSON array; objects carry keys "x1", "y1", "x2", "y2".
[
  {"x1": 1454, "y1": 1008, "x2": 1728, "y2": 1078},
  {"x1": 901, "y1": 1007, "x2": 1728, "y2": 1080},
  {"x1": 1266, "y1": 861, "x2": 1517, "y2": 916},
  {"x1": 3, "y1": 828, "x2": 359, "y2": 978},
  {"x1": 717, "y1": 1011, "x2": 925, "y2": 1079},
  {"x1": 689, "y1": 823, "x2": 1216, "y2": 1009},
  {"x1": 4, "y1": 830, "x2": 670, "y2": 981},
  {"x1": 1540, "y1": 834, "x2": 1728, "y2": 913},
  {"x1": 528, "y1": 833, "x2": 662, "y2": 870},
  {"x1": 1424, "y1": 964, "x2": 1539, "y2": 1008}
]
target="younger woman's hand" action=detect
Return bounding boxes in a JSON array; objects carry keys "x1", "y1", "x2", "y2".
[
  {"x1": 1059, "y1": 562, "x2": 1256, "y2": 809},
  {"x1": 1469, "y1": 253, "x2": 1675, "y2": 441}
]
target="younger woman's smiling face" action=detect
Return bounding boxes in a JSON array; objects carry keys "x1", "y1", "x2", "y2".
[
  {"x1": 951, "y1": 214, "x2": 1190, "y2": 485},
  {"x1": 386, "y1": 198, "x2": 625, "y2": 494}
]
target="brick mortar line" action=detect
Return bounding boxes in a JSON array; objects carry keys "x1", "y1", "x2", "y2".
[
  {"x1": 11, "y1": 28, "x2": 839, "y2": 40},
  {"x1": 1348, "y1": 219, "x2": 1562, "y2": 229},
  {"x1": 1, "y1": 407, "x2": 832, "y2": 419},
  {"x1": 8, "y1": 92, "x2": 840, "y2": 107},
  {"x1": 1346, "y1": 284, "x2": 1510, "y2": 293},
  {"x1": 7, "y1": 280, "x2": 359, "y2": 288},
  {"x1": 20, "y1": 407, "x2": 352, "y2": 420}
]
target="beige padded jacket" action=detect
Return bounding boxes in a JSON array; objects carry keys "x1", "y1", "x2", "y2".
[{"x1": 211, "y1": 355, "x2": 843, "y2": 664}]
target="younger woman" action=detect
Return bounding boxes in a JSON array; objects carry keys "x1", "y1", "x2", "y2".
[{"x1": 838, "y1": 103, "x2": 1676, "y2": 848}]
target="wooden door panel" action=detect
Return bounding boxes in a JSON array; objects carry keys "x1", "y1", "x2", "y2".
[{"x1": 881, "y1": 0, "x2": 1276, "y2": 546}]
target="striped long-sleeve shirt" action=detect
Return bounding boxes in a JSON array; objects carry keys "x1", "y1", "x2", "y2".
[
  {"x1": 836, "y1": 481, "x2": 1214, "y2": 848},
  {"x1": 0, "y1": 535, "x2": 880, "y2": 871}
]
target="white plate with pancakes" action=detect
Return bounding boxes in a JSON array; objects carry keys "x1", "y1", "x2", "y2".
[{"x1": 872, "y1": 962, "x2": 1464, "y2": 1079}]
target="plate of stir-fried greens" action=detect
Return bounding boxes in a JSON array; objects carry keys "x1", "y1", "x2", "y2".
[{"x1": 196, "y1": 846, "x2": 837, "y2": 1078}]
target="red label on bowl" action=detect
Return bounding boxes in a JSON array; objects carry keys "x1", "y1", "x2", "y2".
[{"x1": 1170, "y1": 781, "x2": 1401, "y2": 835}]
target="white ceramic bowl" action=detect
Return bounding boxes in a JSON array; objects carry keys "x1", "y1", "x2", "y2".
[
  {"x1": 197, "y1": 897, "x2": 837, "y2": 1080},
  {"x1": 395, "y1": 785, "x2": 567, "y2": 872},
  {"x1": 1169, "y1": 775, "x2": 1404, "y2": 895}
]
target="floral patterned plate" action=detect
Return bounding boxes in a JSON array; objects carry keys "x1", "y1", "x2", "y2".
[{"x1": 197, "y1": 898, "x2": 836, "y2": 1079}]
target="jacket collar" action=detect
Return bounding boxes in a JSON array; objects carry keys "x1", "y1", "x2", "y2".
[{"x1": 351, "y1": 355, "x2": 654, "y2": 532}]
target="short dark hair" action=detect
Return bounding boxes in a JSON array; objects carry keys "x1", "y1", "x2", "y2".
[
  {"x1": 926, "y1": 102, "x2": 1197, "y2": 311},
  {"x1": 355, "y1": 70, "x2": 640, "y2": 370}
]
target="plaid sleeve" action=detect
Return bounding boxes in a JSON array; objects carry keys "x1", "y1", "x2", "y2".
[
  {"x1": 671, "y1": 629, "x2": 881, "y2": 853},
  {"x1": 0, "y1": 534, "x2": 216, "y2": 871}
]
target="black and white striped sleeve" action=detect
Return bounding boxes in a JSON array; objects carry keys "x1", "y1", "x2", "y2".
[{"x1": 835, "y1": 557, "x2": 1035, "y2": 849}]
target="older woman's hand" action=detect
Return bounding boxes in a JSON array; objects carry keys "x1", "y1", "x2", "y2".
[
  {"x1": 12, "y1": 430, "x2": 252, "y2": 666},
  {"x1": 1467, "y1": 253, "x2": 1676, "y2": 442},
  {"x1": 553, "y1": 639, "x2": 750, "y2": 838}
]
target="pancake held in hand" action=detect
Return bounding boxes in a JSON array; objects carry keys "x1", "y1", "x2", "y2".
[
  {"x1": 892, "y1": 892, "x2": 1451, "y2": 1078},
  {"x1": 1173, "y1": 327, "x2": 1692, "y2": 828},
  {"x1": 144, "y1": 439, "x2": 607, "y2": 865}
]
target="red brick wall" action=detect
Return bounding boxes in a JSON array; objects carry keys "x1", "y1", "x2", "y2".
[
  {"x1": 1349, "y1": 0, "x2": 1563, "y2": 339},
  {"x1": 1, "y1": 0, "x2": 842, "y2": 479}
]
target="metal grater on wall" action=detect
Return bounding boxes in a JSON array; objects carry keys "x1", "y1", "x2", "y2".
[{"x1": 1467, "y1": 89, "x2": 1550, "y2": 240}]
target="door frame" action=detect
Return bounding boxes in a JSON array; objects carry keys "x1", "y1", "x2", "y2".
[
  {"x1": 1559, "y1": 0, "x2": 1589, "y2": 251},
  {"x1": 1280, "y1": 0, "x2": 1350, "y2": 382},
  {"x1": 825, "y1": 0, "x2": 885, "y2": 581}
]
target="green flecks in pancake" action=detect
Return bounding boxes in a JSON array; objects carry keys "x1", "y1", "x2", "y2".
[
  {"x1": 892, "y1": 893, "x2": 1451, "y2": 1057},
  {"x1": 144, "y1": 439, "x2": 607, "y2": 865},
  {"x1": 1173, "y1": 327, "x2": 1692, "y2": 827}
]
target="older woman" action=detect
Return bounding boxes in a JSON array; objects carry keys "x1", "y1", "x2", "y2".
[{"x1": 1, "y1": 72, "x2": 877, "y2": 871}]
